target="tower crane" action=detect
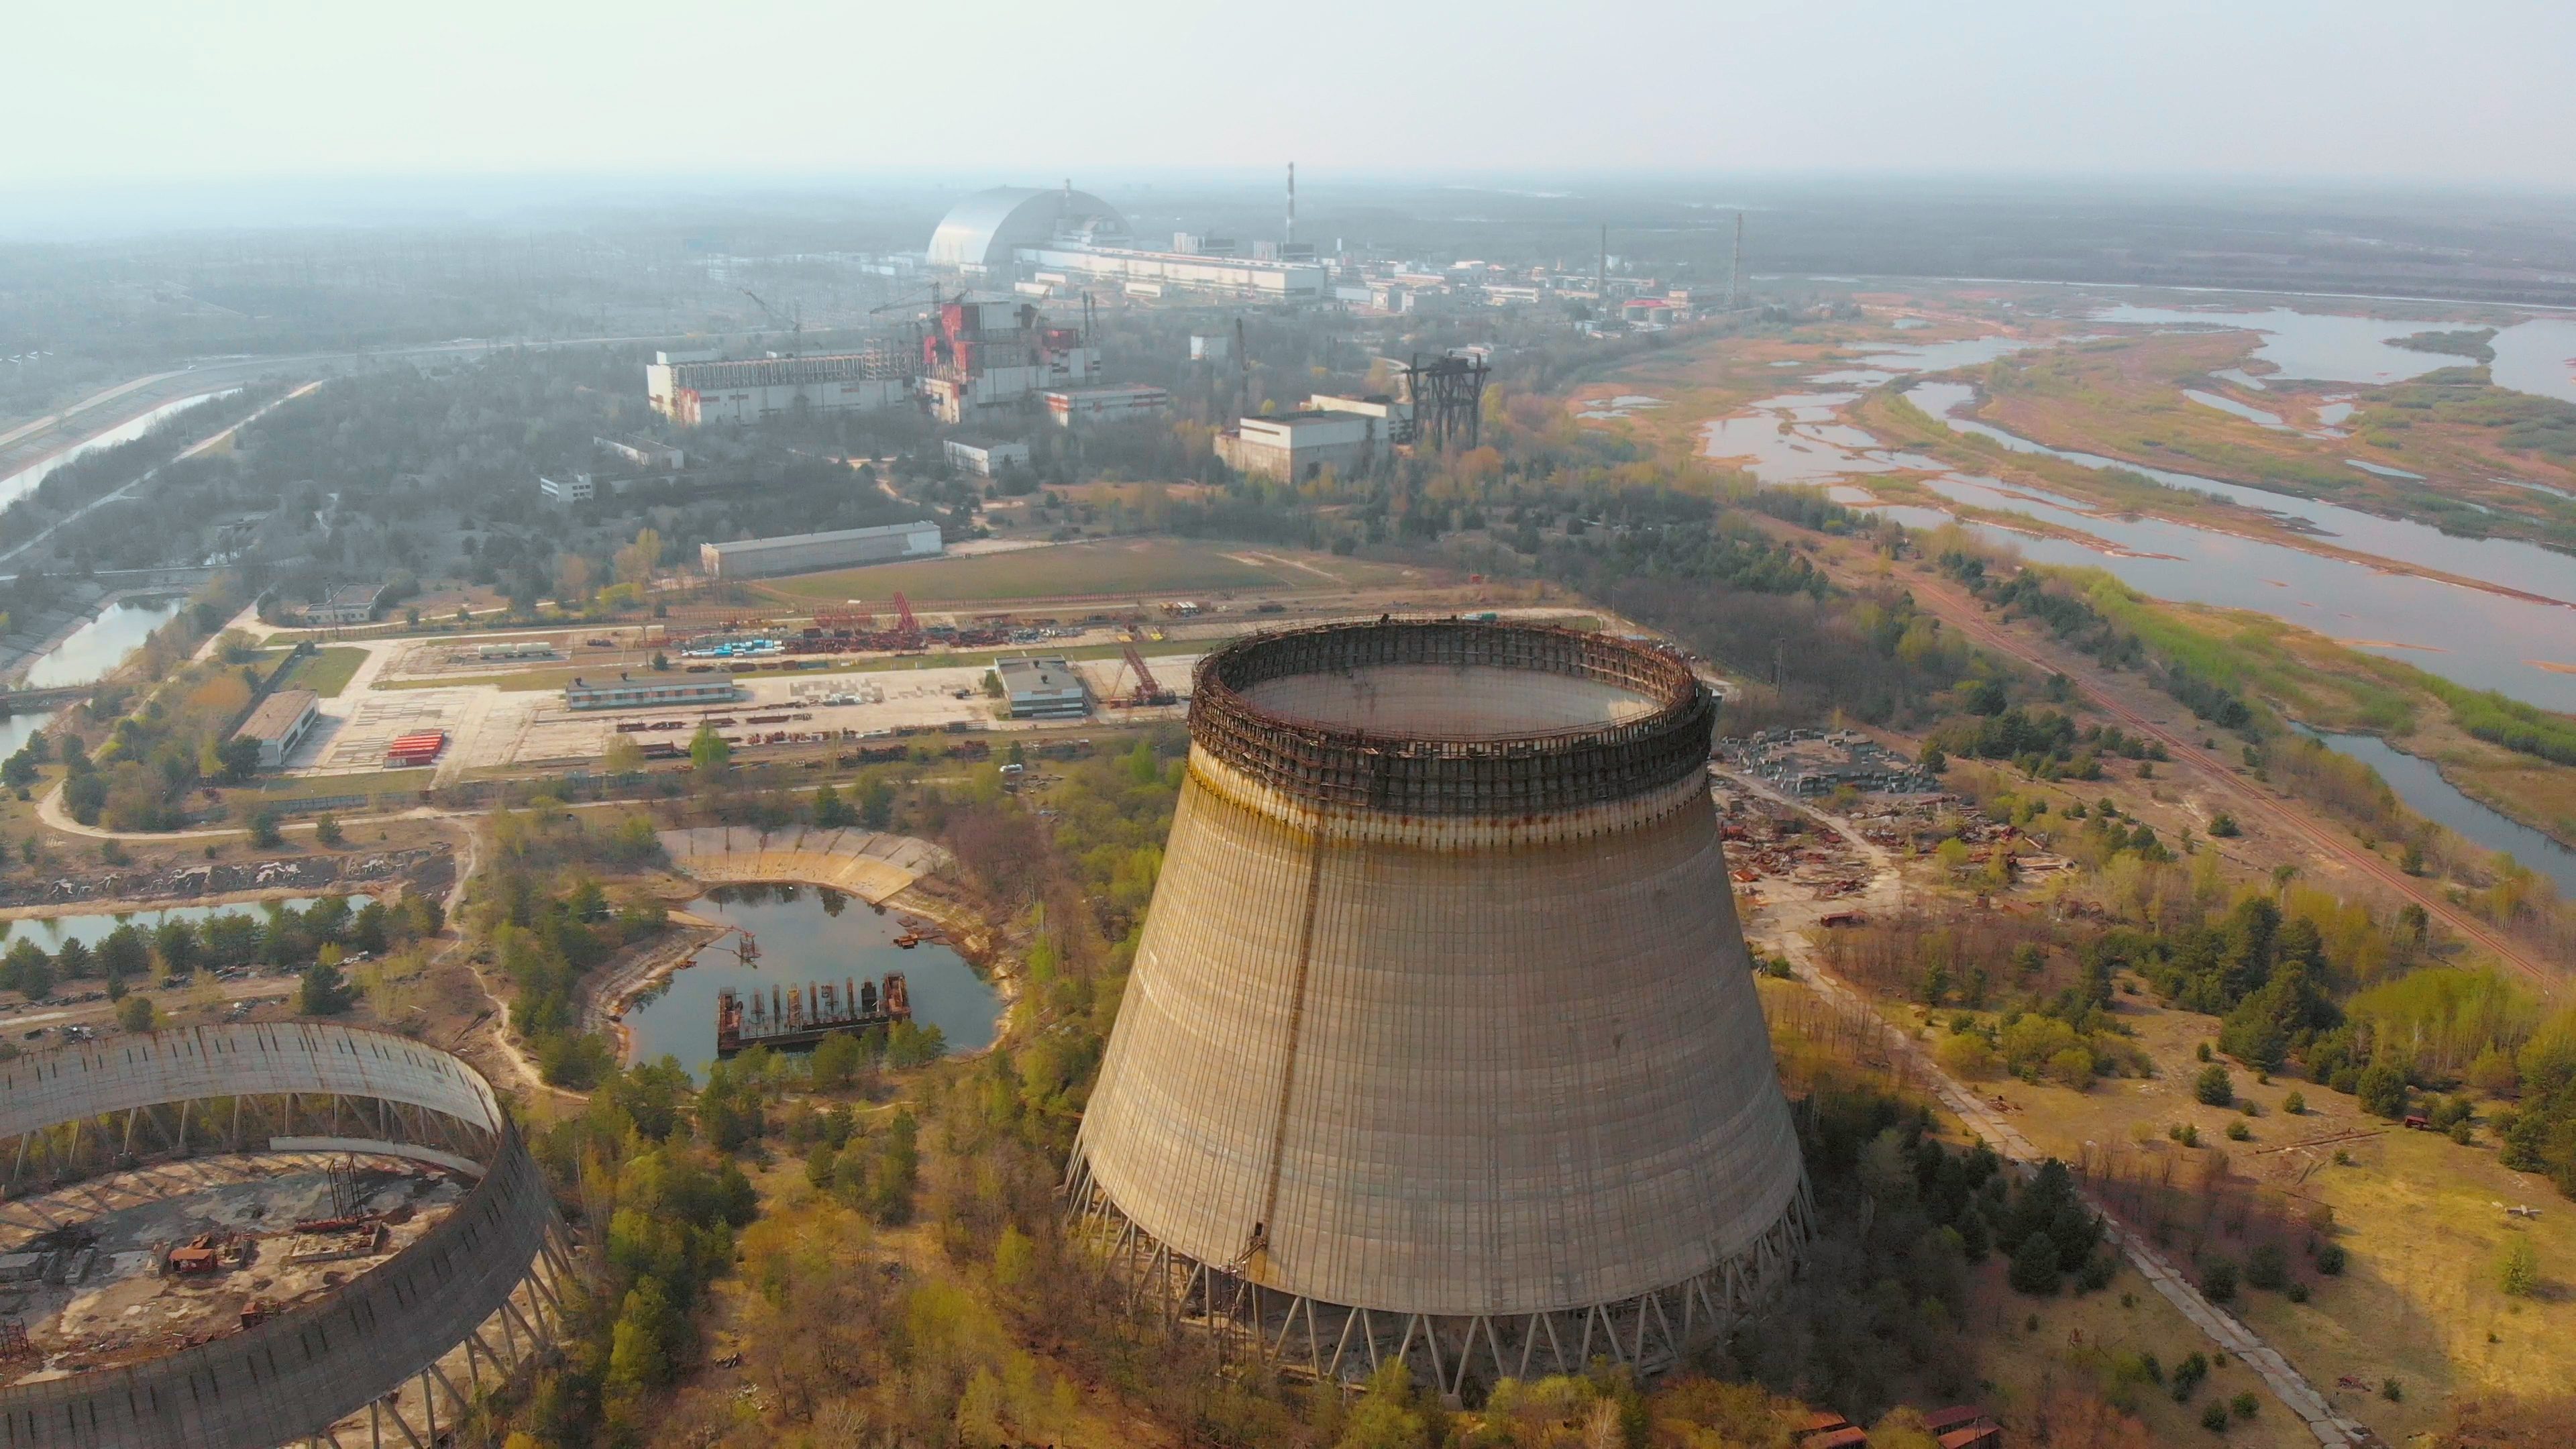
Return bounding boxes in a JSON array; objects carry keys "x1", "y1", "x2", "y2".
[{"x1": 737, "y1": 288, "x2": 802, "y2": 354}]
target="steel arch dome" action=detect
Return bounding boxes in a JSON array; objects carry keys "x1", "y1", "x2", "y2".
[{"x1": 927, "y1": 185, "x2": 1130, "y2": 270}]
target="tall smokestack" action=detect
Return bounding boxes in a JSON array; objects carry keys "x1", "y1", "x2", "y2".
[
  {"x1": 1731, "y1": 211, "x2": 1745, "y2": 310},
  {"x1": 1287, "y1": 162, "x2": 1296, "y2": 246}
]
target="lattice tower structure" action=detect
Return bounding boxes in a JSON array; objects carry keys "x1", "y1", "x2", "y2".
[{"x1": 1067, "y1": 620, "x2": 1810, "y2": 1397}]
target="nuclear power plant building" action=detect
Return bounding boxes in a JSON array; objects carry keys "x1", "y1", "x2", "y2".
[{"x1": 1068, "y1": 620, "x2": 1811, "y2": 1393}]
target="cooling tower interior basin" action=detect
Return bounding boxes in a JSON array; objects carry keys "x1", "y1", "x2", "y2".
[{"x1": 1070, "y1": 619, "x2": 1808, "y2": 1375}]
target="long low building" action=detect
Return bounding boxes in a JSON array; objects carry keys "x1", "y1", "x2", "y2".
[
  {"x1": 1044, "y1": 384, "x2": 1172, "y2": 427},
  {"x1": 699, "y1": 521, "x2": 943, "y2": 580},
  {"x1": 564, "y1": 678, "x2": 742, "y2": 711},
  {"x1": 1012, "y1": 243, "x2": 1326, "y2": 300},
  {"x1": 647, "y1": 350, "x2": 912, "y2": 427},
  {"x1": 235, "y1": 689, "x2": 321, "y2": 768}
]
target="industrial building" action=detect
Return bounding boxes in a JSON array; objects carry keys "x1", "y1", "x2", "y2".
[
  {"x1": 992, "y1": 655, "x2": 1089, "y2": 718},
  {"x1": 1067, "y1": 620, "x2": 1809, "y2": 1389},
  {"x1": 235, "y1": 688, "x2": 321, "y2": 768},
  {"x1": 301, "y1": 583, "x2": 383, "y2": 627},
  {"x1": 918, "y1": 296, "x2": 1101, "y2": 423},
  {"x1": 562, "y1": 677, "x2": 741, "y2": 712},
  {"x1": 944, "y1": 438, "x2": 1031, "y2": 476},
  {"x1": 594, "y1": 435, "x2": 686, "y2": 470},
  {"x1": 1042, "y1": 384, "x2": 1172, "y2": 427},
  {"x1": 698, "y1": 520, "x2": 943, "y2": 579},
  {"x1": 1214, "y1": 409, "x2": 1383, "y2": 480},
  {"x1": 926, "y1": 185, "x2": 1327, "y2": 301},
  {"x1": 538, "y1": 472, "x2": 596, "y2": 505},
  {"x1": 646, "y1": 348, "x2": 912, "y2": 427}
]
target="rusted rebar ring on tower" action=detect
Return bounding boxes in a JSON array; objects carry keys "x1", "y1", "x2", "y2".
[{"x1": 1191, "y1": 619, "x2": 1715, "y2": 816}]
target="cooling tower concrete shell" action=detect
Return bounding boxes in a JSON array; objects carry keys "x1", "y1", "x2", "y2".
[
  {"x1": 0, "y1": 1025, "x2": 575, "y2": 1449},
  {"x1": 1068, "y1": 621, "x2": 1808, "y2": 1386}
]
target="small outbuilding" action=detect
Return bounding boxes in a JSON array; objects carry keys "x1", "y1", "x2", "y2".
[{"x1": 234, "y1": 690, "x2": 321, "y2": 769}]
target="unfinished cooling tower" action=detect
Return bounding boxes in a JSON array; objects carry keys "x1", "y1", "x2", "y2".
[{"x1": 1066, "y1": 619, "x2": 1809, "y2": 1394}]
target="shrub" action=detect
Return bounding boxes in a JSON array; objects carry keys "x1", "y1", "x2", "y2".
[
  {"x1": 2381, "y1": 1379, "x2": 2404, "y2": 1403},
  {"x1": 2207, "y1": 812, "x2": 2241, "y2": 837},
  {"x1": 248, "y1": 808, "x2": 284, "y2": 849},
  {"x1": 2171, "y1": 1350, "x2": 2210, "y2": 1401},
  {"x1": 2315, "y1": 1242, "x2": 2347, "y2": 1276},
  {"x1": 2200, "y1": 1401, "x2": 2231, "y2": 1432},
  {"x1": 2076, "y1": 1251, "x2": 2117, "y2": 1293},
  {"x1": 2196, "y1": 1064, "x2": 2235, "y2": 1106},
  {"x1": 2047, "y1": 1046, "x2": 2097, "y2": 1089},
  {"x1": 2283, "y1": 1091, "x2": 2305, "y2": 1115},
  {"x1": 115, "y1": 995, "x2": 156, "y2": 1033},
  {"x1": 2245, "y1": 1243, "x2": 2289, "y2": 1292},
  {"x1": 2201, "y1": 1257, "x2": 2239, "y2": 1302},
  {"x1": 2226, "y1": 1120, "x2": 2251, "y2": 1142},
  {"x1": 314, "y1": 814, "x2": 343, "y2": 846},
  {"x1": 1937, "y1": 1032, "x2": 2002, "y2": 1080},
  {"x1": 2357, "y1": 1058, "x2": 2410, "y2": 1119},
  {"x1": 2500, "y1": 1237, "x2": 2540, "y2": 1298},
  {"x1": 2286, "y1": 1281, "x2": 2311, "y2": 1303},
  {"x1": 2231, "y1": 1391, "x2": 2259, "y2": 1421}
]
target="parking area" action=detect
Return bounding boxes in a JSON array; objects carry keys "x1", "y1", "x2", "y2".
[{"x1": 278, "y1": 648, "x2": 1206, "y2": 781}]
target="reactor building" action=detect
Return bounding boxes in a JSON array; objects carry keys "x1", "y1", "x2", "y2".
[
  {"x1": 1066, "y1": 619, "x2": 1810, "y2": 1395},
  {"x1": 928, "y1": 184, "x2": 1327, "y2": 301}
]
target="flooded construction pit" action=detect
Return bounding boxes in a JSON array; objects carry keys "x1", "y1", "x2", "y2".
[
  {"x1": 620, "y1": 885, "x2": 1000, "y2": 1079},
  {"x1": 0, "y1": 1152, "x2": 466, "y2": 1383}
]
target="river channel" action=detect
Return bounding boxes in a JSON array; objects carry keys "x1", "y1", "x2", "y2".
[
  {"x1": 21, "y1": 595, "x2": 188, "y2": 689},
  {"x1": 0, "y1": 897, "x2": 337, "y2": 953},
  {"x1": 620, "y1": 885, "x2": 1000, "y2": 1080},
  {"x1": 0, "y1": 390, "x2": 238, "y2": 511},
  {"x1": 1704, "y1": 383, "x2": 2576, "y2": 710},
  {"x1": 2302, "y1": 733, "x2": 2576, "y2": 897}
]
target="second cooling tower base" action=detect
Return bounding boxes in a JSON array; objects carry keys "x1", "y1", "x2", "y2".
[{"x1": 1062, "y1": 1163, "x2": 1813, "y2": 1401}]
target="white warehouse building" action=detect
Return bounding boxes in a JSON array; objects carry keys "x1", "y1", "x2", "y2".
[
  {"x1": 698, "y1": 521, "x2": 943, "y2": 580},
  {"x1": 647, "y1": 350, "x2": 912, "y2": 427},
  {"x1": 945, "y1": 438, "x2": 1032, "y2": 476},
  {"x1": 1216, "y1": 411, "x2": 1383, "y2": 480}
]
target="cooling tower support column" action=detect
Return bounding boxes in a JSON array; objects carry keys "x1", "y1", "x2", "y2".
[{"x1": 1067, "y1": 620, "x2": 1810, "y2": 1394}]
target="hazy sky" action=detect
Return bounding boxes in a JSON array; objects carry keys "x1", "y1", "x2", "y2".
[{"x1": 11, "y1": 1, "x2": 2571, "y2": 191}]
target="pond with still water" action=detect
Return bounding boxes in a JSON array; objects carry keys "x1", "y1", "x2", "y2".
[{"x1": 620, "y1": 885, "x2": 1000, "y2": 1079}]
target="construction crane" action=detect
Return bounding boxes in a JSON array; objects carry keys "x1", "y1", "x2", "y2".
[
  {"x1": 738, "y1": 288, "x2": 802, "y2": 354},
  {"x1": 869, "y1": 284, "x2": 945, "y2": 317},
  {"x1": 1117, "y1": 644, "x2": 1175, "y2": 707},
  {"x1": 892, "y1": 592, "x2": 921, "y2": 641}
]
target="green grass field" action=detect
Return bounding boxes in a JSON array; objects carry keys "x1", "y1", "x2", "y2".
[
  {"x1": 270, "y1": 647, "x2": 369, "y2": 698},
  {"x1": 756, "y1": 539, "x2": 1421, "y2": 606}
]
